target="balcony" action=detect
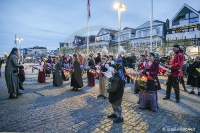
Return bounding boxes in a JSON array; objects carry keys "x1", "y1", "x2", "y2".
[{"x1": 166, "y1": 30, "x2": 200, "y2": 40}]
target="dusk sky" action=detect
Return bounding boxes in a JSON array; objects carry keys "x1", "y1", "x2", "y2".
[{"x1": 0, "y1": 0, "x2": 199, "y2": 56}]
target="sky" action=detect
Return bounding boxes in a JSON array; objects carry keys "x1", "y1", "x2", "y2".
[{"x1": 0, "y1": 0, "x2": 199, "y2": 56}]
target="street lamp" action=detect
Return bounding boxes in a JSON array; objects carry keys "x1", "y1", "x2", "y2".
[
  {"x1": 16, "y1": 37, "x2": 23, "y2": 61},
  {"x1": 113, "y1": 2, "x2": 126, "y2": 47}
]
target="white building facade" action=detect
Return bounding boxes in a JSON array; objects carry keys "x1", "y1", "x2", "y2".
[
  {"x1": 130, "y1": 20, "x2": 166, "y2": 52},
  {"x1": 166, "y1": 4, "x2": 200, "y2": 55},
  {"x1": 89, "y1": 28, "x2": 117, "y2": 46}
]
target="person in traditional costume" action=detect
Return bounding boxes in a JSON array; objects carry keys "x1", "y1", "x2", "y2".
[
  {"x1": 87, "y1": 54, "x2": 96, "y2": 87},
  {"x1": 53, "y1": 57, "x2": 63, "y2": 86},
  {"x1": 70, "y1": 54, "x2": 83, "y2": 91},
  {"x1": 38, "y1": 57, "x2": 46, "y2": 83},
  {"x1": 163, "y1": 45, "x2": 184, "y2": 102},
  {"x1": 18, "y1": 61, "x2": 26, "y2": 85},
  {"x1": 138, "y1": 53, "x2": 160, "y2": 111},
  {"x1": 134, "y1": 55, "x2": 146, "y2": 94},
  {"x1": 107, "y1": 64, "x2": 124, "y2": 123},
  {"x1": 98, "y1": 55, "x2": 109, "y2": 99},
  {"x1": 95, "y1": 53, "x2": 101, "y2": 65},
  {"x1": 187, "y1": 56, "x2": 200, "y2": 95},
  {"x1": 5, "y1": 48, "x2": 24, "y2": 99},
  {"x1": 46, "y1": 56, "x2": 52, "y2": 77}
]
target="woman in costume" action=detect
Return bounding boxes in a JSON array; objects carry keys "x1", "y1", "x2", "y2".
[
  {"x1": 138, "y1": 53, "x2": 161, "y2": 112},
  {"x1": 38, "y1": 57, "x2": 46, "y2": 83},
  {"x1": 187, "y1": 56, "x2": 200, "y2": 95},
  {"x1": 134, "y1": 55, "x2": 146, "y2": 94},
  {"x1": 70, "y1": 54, "x2": 83, "y2": 91},
  {"x1": 53, "y1": 57, "x2": 63, "y2": 86},
  {"x1": 87, "y1": 54, "x2": 96, "y2": 87}
]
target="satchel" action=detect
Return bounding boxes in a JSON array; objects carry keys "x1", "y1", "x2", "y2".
[{"x1": 138, "y1": 74, "x2": 148, "y2": 90}]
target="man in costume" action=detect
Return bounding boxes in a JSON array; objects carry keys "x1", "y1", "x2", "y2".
[{"x1": 163, "y1": 45, "x2": 184, "y2": 103}]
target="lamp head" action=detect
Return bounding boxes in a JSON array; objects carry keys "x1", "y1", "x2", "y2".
[{"x1": 113, "y1": 2, "x2": 126, "y2": 11}]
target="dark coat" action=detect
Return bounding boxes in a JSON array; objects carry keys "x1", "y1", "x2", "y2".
[
  {"x1": 88, "y1": 59, "x2": 95, "y2": 69},
  {"x1": 95, "y1": 56, "x2": 101, "y2": 64},
  {"x1": 71, "y1": 60, "x2": 83, "y2": 88},
  {"x1": 122, "y1": 57, "x2": 127, "y2": 67},
  {"x1": 53, "y1": 63, "x2": 63, "y2": 86},
  {"x1": 107, "y1": 73, "x2": 124, "y2": 106},
  {"x1": 187, "y1": 61, "x2": 200, "y2": 87}
]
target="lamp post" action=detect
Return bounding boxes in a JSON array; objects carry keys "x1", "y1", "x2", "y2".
[
  {"x1": 113, "y1": 2, "x2": 126, "y2": 47},
  {"x1": 16, "y1": 37, "x2": 23, "y2": 61}
]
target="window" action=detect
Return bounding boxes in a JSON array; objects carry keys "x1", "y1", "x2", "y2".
[
  {"x1": 156, "y1": 27, "x2": 160, "y2": 34},
  {"x1": 190, "y1": 12, "x2": 198, "y2": 18},
  {"x1": 103, "y1": 37, "x2": 105, "y2": 40},
  {"x1": 189, "y1": 12, "x2": 199, "y2": 23},
  {"x1": 185, "y1": 13, "x2": 189, "y2": 19},
  {"x1": 137, "y1": 31, "x2": 141, "y2": 37}
]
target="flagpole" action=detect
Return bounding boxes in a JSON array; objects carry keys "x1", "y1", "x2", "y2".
[
  {"x1": 87, "y1": 17, "x2": 89, "y2": 56},
  {"x1": 150, "y1": 0, "x2": 153, "y2": 52}
]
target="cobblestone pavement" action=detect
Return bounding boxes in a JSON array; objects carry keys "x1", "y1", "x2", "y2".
[{"x1": 0, "y1": 64, "x2": 200, "y2": 133}]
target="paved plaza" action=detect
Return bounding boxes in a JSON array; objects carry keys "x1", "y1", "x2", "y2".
[{"x1": 0, "y1": 64, "x2": 200, "y2": 133}]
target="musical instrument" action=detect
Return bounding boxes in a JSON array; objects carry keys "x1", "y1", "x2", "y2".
[
  {"x1": 159, "y1": 63, "x2": 171, "y2": 74},
  {"x1": 89, "y1": 69, "x2": 99, "y2": 77}
]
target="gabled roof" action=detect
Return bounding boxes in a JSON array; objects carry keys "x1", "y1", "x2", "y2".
[
  {"x1": 171, "y1": 4, "x2": 200, "y2": 21},
  {"x1": 136, "y1": 20, "x2": 165, "y2": 29},
  {"x1": 97, "y1": 28, "x2": 118, "y2": 36},
  {"x1": 123, "y1": 27, "x2": 136, "y2": 33}
]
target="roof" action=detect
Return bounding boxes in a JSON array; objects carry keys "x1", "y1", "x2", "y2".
[
  {"x1": 123, "y1": 27, "x2": 136, "y2": 33},
  {"x1": 171, "y1": 4, "x2": 200, "y2": 21},
  {"x1": 136, "y1": 20, "x2": 165, "y2": 29},
  {"x1": 97, "y1": 28, "x2": 118, "y2": 36}
]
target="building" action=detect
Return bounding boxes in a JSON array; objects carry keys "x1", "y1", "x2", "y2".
[
  {"x1": 89, "y1": 28, "x2": 118, "y2": 47},
  {"x1": 130, "y1": 20, "x2": 167, "y2": 52},
  {"x1": 22, "y1": 46, "x2": 47, "y2": 62},
  {"x1": 166, "y1": 4, "x2": 200, "y2": 55},
  {"x1": 115, "y1": 27, "x2": 136, "y2": 43},
  {"x1": 73, "y1": 35, "x2": 96, "y2": 48}
]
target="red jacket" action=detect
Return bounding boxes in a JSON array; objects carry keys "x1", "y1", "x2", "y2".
[{"x1": 170, "y1": 52, "x2": 184, "y2": 77}]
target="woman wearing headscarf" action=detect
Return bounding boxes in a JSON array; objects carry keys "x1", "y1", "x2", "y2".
[
  {"x1": 87, "y1": 55, "x2": 96, "y2": 87},
  {"x1": 5, "y1": 48, "x2": 24, "y2": 99},
  {"x1": 70, "y1": 54, "x2": 83, "y2": 91},
  {"x1": 38, "y1": 57, "x2": 46, "y2": 83},
  {"x1": 138, "y1": 53, "x2": 161, "y2": 112},
  {"x1": 53, "y1": 57, "x2": 63, "y2": 86}
]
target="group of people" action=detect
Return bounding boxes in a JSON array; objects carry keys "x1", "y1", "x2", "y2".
[{"x1": 4, "y1": 44, "x2": 200, "y2": 123}]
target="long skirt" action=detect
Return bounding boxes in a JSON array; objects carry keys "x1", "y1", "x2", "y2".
[
  {"x1": 53, "y1": 71, "x2": 63, "y2": 86},
  {"x1": 138, "y1": 89, "x2": 158, "y2": 112},
  {"x1": 99, "y1": 76, "x2": 108, "y2": 97},
  {"x1": 38, "y1": 71, "x2": 45, "y2": 83},
  {"x1": 87, "y1": 70, "x2": 95, "y2": 87},
  {"x1": 18, "y1": 69, "x2": 25, "y2": 82},
  {"x1": 71, "y1": 72, "x2": 83, "y2": 89}
]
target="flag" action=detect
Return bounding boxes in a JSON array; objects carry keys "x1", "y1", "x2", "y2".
[
  {"x1": 14, "y1": 34, "x2": 17, "y2": 44},
  {"x1": 87, "y1": 0, "x2": 91, "y2": 19}
]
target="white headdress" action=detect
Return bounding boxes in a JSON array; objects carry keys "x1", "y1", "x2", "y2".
[
  {"x1": 101, "y1": 46, "x2": 108, "y2": 55},
  {"x1": 118, "y1": 46, "x2": 126, "y2": 55}
]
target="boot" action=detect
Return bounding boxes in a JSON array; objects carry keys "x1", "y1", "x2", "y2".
[{"x1": 181, "y1": 83, "x2": 187, "y2": 91}]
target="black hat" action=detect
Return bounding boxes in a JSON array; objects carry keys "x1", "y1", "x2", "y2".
[
  {"x1": 173, "y1": 44, "x2": 180, "y2": 48},
  {"x1": 149, "y1": 53, "x2": 155, "y2": 57}
]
